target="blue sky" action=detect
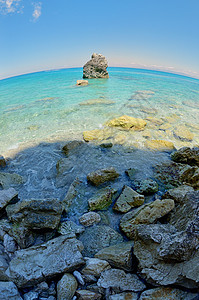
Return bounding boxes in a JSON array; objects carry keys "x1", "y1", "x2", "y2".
[{"x1": 0, "y1": 0, "x2": 199, "y2": 79}]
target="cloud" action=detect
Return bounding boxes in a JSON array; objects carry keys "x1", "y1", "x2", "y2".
[
  {"x1": 0, "y1": 0, "x2": 23, "y2": 14},
  {"x1": 32, "y1": 2, "x2": 42, "y2": 21}
]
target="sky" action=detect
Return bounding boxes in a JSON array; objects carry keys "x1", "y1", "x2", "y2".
[{"x1": 0, "y1": 0, "x2": 199, "y2": 79}]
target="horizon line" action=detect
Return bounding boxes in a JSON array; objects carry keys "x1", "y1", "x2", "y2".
[{"x1": 1, "y1": 65, "x2": 199, "y2": 82}]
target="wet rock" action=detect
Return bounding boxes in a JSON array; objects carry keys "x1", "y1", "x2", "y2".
[
  {"x1": 76, "y1": 289, "x2": 102, "y2": 300},
  {"x1": 0, "y1": 281, "x2": 22, "y2": 300},
  {"x1": 62, "y1": 178, "x2": 85, "y2": 212},
  {"x1": 62, "y1": 140, "x2": 84, "y2": 156},
  {"x1": 171, "y1": 147, "x2": 199, "y2": 166},
  {"x1": 83, "y1": 128, "x2": 113, "y2": 142},
  {"x1": 88, "y1": 188, "x2": 116, "y2": 211},
  {"x1": 144, "y1": 139, "x2": 175, "y2": 151},
  {"x1": 0, "y1": 172, "x2": 24, "y2": 189},
  {"x1": 0, "y1": 188, "x2": 18, "y2": 214},
  {"x1": 83, "y1": 53, "x2": 109, "y2": 79},
  {"x1": 106, "y1": 115, "x2": 146, "y2": 131},
  {"x1": 0, "y1": 243, "x2": 10, "y2": 280},
  {"x1": 125, "y1": 168, "x2": 138, "y2": 181},
  {"x1": 134, "y1": 224, "x2": 199, "y2": 288},
  {"x1": 0, "y1": 156, "x2": 6, "y2": 168},
  {"x1": 109, "y1": 292, "x2": 138, "y2": 300},
  {"x1": 99, "y1": 141, "x2": 113, "y2": 148},
  {"x1": 134, "y1": 179, "x2": 158, "y2": 195},
  {"x1": 95, "y1": 241, "x2": 134, "y2": 271},
  {"x1": 97, "y1": 269, "x2": 146, "y2": 292},
  {"x1": 120, "y1": 199, "x2": 175, "y2": 239},
  {"x1": 162, "y1": 185, "x2": 194, "y2": 203},
  {"x1": 6, "y1": 236, "x2": 84, "y2": 288},
  {"x1": 173, "y1": 125, "x2": 194, "y2": 141},
  {"x1": 139, "y1": 287, "x2": 198, "y2": 300},
  {"x1": 57, "y1": 273, "x2": 78, "y2": 300},
  {"x1": 113, "y1": 185, "x2": 144, "y2": 213},
  {"x1": 87, "y1": 167, "x2": 119, "y2": 186},
  {"x1": 79, "y1": 225, "x2": 123, "y2": 257},
  {"x1": 81, "y1": 258, "x2": 111, "y2": 276},
  {"x1": 76, "y1": 80, "x2": 89, "y2": 86},
  {"x1": 58, "y1": 220, "x2": 84, "y2": 237},
  {"x1": 6, "y1": 198, "x2": 62, "y2": 230},
  {"x1": 79, "y1": 98, "x2": 115, "y2": 106},
  {"x1": 79, "y1": 212, "x2": 101, "y2": 227}
]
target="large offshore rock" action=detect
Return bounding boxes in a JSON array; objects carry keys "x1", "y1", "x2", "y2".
[
  {"x1": 79, "y1": 225, "x2": 123, "y2": 257},
  {"x1": 120, "y1": 199, "x2": 175, "y2": 239},
  {"x1": 87, "y1": 167, "x2": 119, "y2": 186},
  {"x1": 113, "y1": 186, "x2": 144, "y2": 213},
  {"x1": 81, "y1": 258, "x2": 111, "y2": 276},
  {"x1": 97, "y1": 268, "x2": 146, "y2": 292},
  {"x1": 134, "y1": 224, "x2": 199, "y2": 288},
  {"x1": 6, "y1": 198, "x2": 62, "y2": 230},
  {"x1": 57, "y1": 273, "x2": 78, "y2": 300},
  {"x1": 95, "y1": 242, "x2": 134, "y2": 271},
  {"x1": 139, "y1": 287, "x2": 198, "y2": 300},
  {"x1": 171, "y1": 147, "x2": 199, "y2": 166},
  {"x1": 0, "y1": 172, "x2": 24, "y2": 189},
  {"x1": 83, "y1": 53, "x2": 109, "y2": 79},
  {"x1": 0, "y1": 281, "x2": 22, "y2": 300},
  {"x1": 106, "y1": 115, "x2": 146, "y2": 131},
  {"x1": 0, "y1": 188, "x2": 18, "y2": 214},
  {"x1": 6, "y1": 236, "x2": 84, "y2": 288},
  {"x1": 88, "y1": 188, "x2": 116, "y2": 211}
]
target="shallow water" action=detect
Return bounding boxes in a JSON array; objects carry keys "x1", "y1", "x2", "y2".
[{"x1": 1, "y1": 67, "x2": 199, "y2": 157}]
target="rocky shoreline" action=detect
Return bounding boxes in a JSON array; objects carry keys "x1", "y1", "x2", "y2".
[{"x1": 0, "y1": 140, "x2": 199, "y2": 299}]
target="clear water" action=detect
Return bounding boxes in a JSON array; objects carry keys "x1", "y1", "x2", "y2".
[{"x1": 0, "y1": 67, "x2": 199, "y2": 157}]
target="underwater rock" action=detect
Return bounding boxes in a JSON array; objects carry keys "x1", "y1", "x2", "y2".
[
  {"x1": 81, "y1": 258, "x2": 111, "y2": 277},
  {"x1": 139, "y1": 287, "x2": 198, "y2": 300},
  {"x1": 79, "y1": 212, "x2": 101, "y2": 227},
  {"x1": 6, "y1": 236, "x2": 84, "y2": 288},
  {"x1": 113, "y1": 185, "x2": 144, "y2": 213},
  {"x1": 88, "y1": 188, "x2": 116, "y2": 211},
  {"x1": 76, "y1": 289, "x2": 102, "y2": 300},
  {"x1": 173, "y1": 125, "x2": 194, "y2": 141},
  {"x1": 0, "y1": 156, "x2": 6, "y2": 168},
  {"x1": 76, "y1": 79, "x2": 89, "y2": 86},
  {"x1": 144, "y1": 139, "x2": 175, "y2": 151},
  {"x1": 145, "y1": 116, "x2": 164, "y2": 126},
  {"x1": 171, "y1": 147, "x2": 199, "y2": 166},
  {"x1": 95, "y1": 241, "x2": 134, "y2": 272},
  {"x1": 0, "y1": 281, "x2": 22, "y2": 300},
  {"x1": 106, "y1": 115, "x2": 146, "y2": 131},
  {"x1": 120, "y1": 199, "x2": 175, "y2": 239},
  {"x1": 62, "y1": 140, "x2": 84, "y2": 156},
  {"x1": 0, "y1": 172, "x2": 24, "y2": 189},
  {"x1": 113, "y1": 133, "x2": 127, "y2": 145},
  {"x1": 79, "y1": 98, "x2": 115, "y2": 106},
  {"x1": 0, "y1": 188, "x2": 18, "y2": 213},
  {"x1": 87, "y1": 167, "x2": 119, "y2": 186},
  {"x1": 57, "y1": 273, "x2": 78, "y2": 300},
  {"x1": 83, "y1": 128, "x2": 113, "y2": 142},
  {"x1": 134, "y1": 179, "x2": 158, "y2": 195},
  {"x1": 83, "y1": 53, "x2": 109, "y2": 79}
]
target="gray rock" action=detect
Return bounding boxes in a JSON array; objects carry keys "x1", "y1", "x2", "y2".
[
  {"x1": 0, "y1": 243, "x2": 10, "y2": 280},
  {"x1": 73, "y1": 270, "x2": 85, "y2": 285},
  {"x1": 6, "y1": 236, "x2": 84, "y2": 288},
  {"x1": 57, "y1": 273, "x2": 78, "y2": 300},
  {"x1": 0, "y1": 172, "x2": 24, "y2": 189},
  {"x1": 83, "y1": 53, "x2": 109, "y2": 79},
  {"x1": 79, "y1": 225, "x2": 123, "y2": 257},
  {"x1": 81, "y1": 258, "x2": 111, "y2": 276},
  {"x1": 134, "y1": 179, "x2": 158, "y2": 195},
  {"x1": 0, "y1": 188, "x2": 18, "y2": 213},
  {"x1": 87, "y1": 167, "x2": 119, "y2": 186},
  {"x1": 82, "y1": 274, "x2": 97, "y2": 283},
  {"x1": 23, "y1": 291, "x2": 39, "y2": 300},
  {"x1": 171, "y1": 147, "x2": 199, "y2": 166},
  {"x1": 139, "y1": 287, "x2": 198, "y2": 300},
  {"x1": 76, "y1": 289, "x2": 102, "y2": 299},
  {"x1": 79, "y1": 212, "x2": 101, "y2": 227},
  {"x1": 97, "y1": 269, "x2": 146, "y2": 292},
  {"x1": 95, "y1": 241, "x2": 134, "y2": 271},
  {"x1": 109, "y1": 292, "x2": 138, "y2": 300},
  {"x1": 58, "y1": 220, "x2": 85, "y2": 237},
  {"x1": 162, "y1": 185, "x2": 194, "y2": 203},
  {"x1": 0, "y1": 281, "x2": 22, "y2": 300},
  {"x1": 3, "y1": 234, "x2": 17, "y2": 254}
]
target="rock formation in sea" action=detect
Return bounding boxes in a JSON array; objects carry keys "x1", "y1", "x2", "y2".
[{"x1": 83, "y1": 53, "x2": 109, "y2": 79}]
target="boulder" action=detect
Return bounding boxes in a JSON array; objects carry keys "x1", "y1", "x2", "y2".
[
  {"x1": 79, "y1": 225, "x2": 123, "y2": 257},
  {"x1": 95, "y1": 241, "x2": 134, "y2": 271},
  {"x1": 87, "y1": 167, "x2": 119, "y2": 186},
  {"x1": 81, "y1": 258, "x2": 111, "y2": 276},
  {"x1": 83, "y1": 53, "x2": 109, "y2": 79},
  {"x1": 0, "y1": 188, "x2": 18, "y2": 214},
  {"x1": 76, "y1": 290, "x2": 102, "y2": 300},
  {"x1": 171, "y1": 147, "x2": 199, "y2": 166},
  {"x1": 134, "y1": 179, "x2": 158, "y2": 195},
  {"x1": 88, "y1": 188, "x2": 116, "y2": 211},
  {"x1": 6, "y1": 236, "x2": 84, "y2": 288},
  {"x1": 0, "y1": 281, "x2": 22, "y2": 300},
  {"x1": 97, "y1": 269, "x2": 146, "y2": 292},
  {"x1": 106, "y1": 115, "x2": 146, "y2": 131},
  {"x1": 139, "y1": 287, "x2": 198, "y2": 300},
  {"x1": 113, "y1": 185, "x2": 144, "y2": 213},
  {"x1": 0, "y1": 156, "x2": 6, "y2": 168},
  {"x1": 120, "y1": 199, "x2": 175, "y2": 239},
  {"x1": 62, "y1": 140, "x2": 84, "y2": 156},
  {"x1": 79, "y1": 212, "x2": 101, "y2": 227},
  {"x1": 76, "y1": 80, "x2": 89, "y2": 86},
  {"x1": 109, "y1": 292, "x2": 138, "y2": 300},
  {"x1": 173, "y1": 125, "x2": 194, "y2": 141},
  {"x1": 144, "y1": 140, "x2": 175, "y2": 151},
  {"x1": 0, "y1": 172, "x2": 24, "y2": 189},
  {"x1": 57, "y1": 273, "x2": 78, "y2": 300}
]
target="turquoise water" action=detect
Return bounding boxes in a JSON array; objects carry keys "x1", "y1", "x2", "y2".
[{"x1": 0, "y1": 67, "x2": 199, "y2": 157}]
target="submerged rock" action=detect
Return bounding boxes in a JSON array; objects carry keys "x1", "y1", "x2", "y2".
[
  {"x1": 83, "y1": 128, "x2": 113, "y2": 142},
  {"x1": 88, "y1": 188, "x2": 116, "y2": 211},
  {"x1": 0, "y1": 281, "x2": 22, "y2": 300},
  {"x1": 83, "y1": 53, "x2": 109, "y2": 79},
  {"x1": 106, "y1": 115, "x2": 146, "y2": 131},
  {"x1": 79, "y1": 98, "x2": 115, "y2": 106},
  {"x1": 6, "y1": 236, "x2": 84, "y2": 288},
  {"x1": 173, "y1": 125, "x2": 194, "y2": 141},
  {"x1": 87, "y1": 167, "x2": 119, "y2": 186},
  {"x1": 62, "y1": 140, "x2": 84, "y2": 156},
  {"x1": 76, "y1": 79, "x2": 89, "y2": 86},
  {"x1": 171, "y1": 147, "x2": 199, "y2": 166},
  {"x1": 57, "y1": 273, "x2": 77, "y2": 300},
  {"x1": 144, "y1": 139, "x2": 175, "y2": 151},
  {"x1": 79, "y1": 212, "x2": 101, "y2": 227},
  {"x1": 0, "y1": 172, "x2": 24, "y2": 189}
]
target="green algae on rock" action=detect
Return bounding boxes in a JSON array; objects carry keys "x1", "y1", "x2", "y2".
[{"x1": 88, "y1": 187, "x2": 116, "y2": 211}]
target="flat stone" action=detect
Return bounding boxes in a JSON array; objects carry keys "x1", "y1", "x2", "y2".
[
  {"x1": 6, "y1": 236, "x2": 84, "y2": 288},
  {"x1": 88, "y1": 188, "x2": 116, "y2": 211},
  {"x1": 79, "y1": 212, "x2": 101, "y2": 227},
  {"x1": 0, "y1": 172, "x2": 24, "y2": 189},
  {"x1": 87, "y1": 167, "x2": 119, "y2": 186},
  {"x1": 171, "y1": 147, "x2": 199, "y2": 166},
  {"x1": 57, "y1": 273, "x2": 77, "y2": 300},
  {"x1": 81, "y1": 258, "x2": 111, "y2": 276},
  {"x1": 76, "y1": 290, "x2": 102, "y2": 300},
  {"x1": 97, "y1": 269, "x2": 146, "y2": 292},
  {"x1": 106, "y1": 115, "x2": 146, "y2": 131},
  {"x1": 0, "y1": 281, "x2": 22, "y2": 300},
  {"x1": 76, "y1": 80, "x2": 88, "y2": 86},
  {"x1": 79, "y1": 225, "x2": 123, "y2": 257},
  {"x1": 144, "y1": 140, "x2": 175, "y2": 151},
  {"x1": 139, "y1": 287, "x2": 198, "y2": 300},
  {"x1": 113, "y1": 185, "x2": 144, "y2": 213},
  {"x1": 62, "y1": 140, "x2": 84, "y2": 156},
  {"x1": 83, "y1": 53, "x2": 109, "y2": 79},
  {"x1": 95, "y1": 241, "x2": 134, "y2": 271},
  {"x1": 120, "y1": 199, "x2": 175, "y2": 239},
  {"x1": 0, "y1": 188, "x2": 18, "y2": 212},
  {"x1": 109, "y1": 292, "x2": 138, "y2": 300}
]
